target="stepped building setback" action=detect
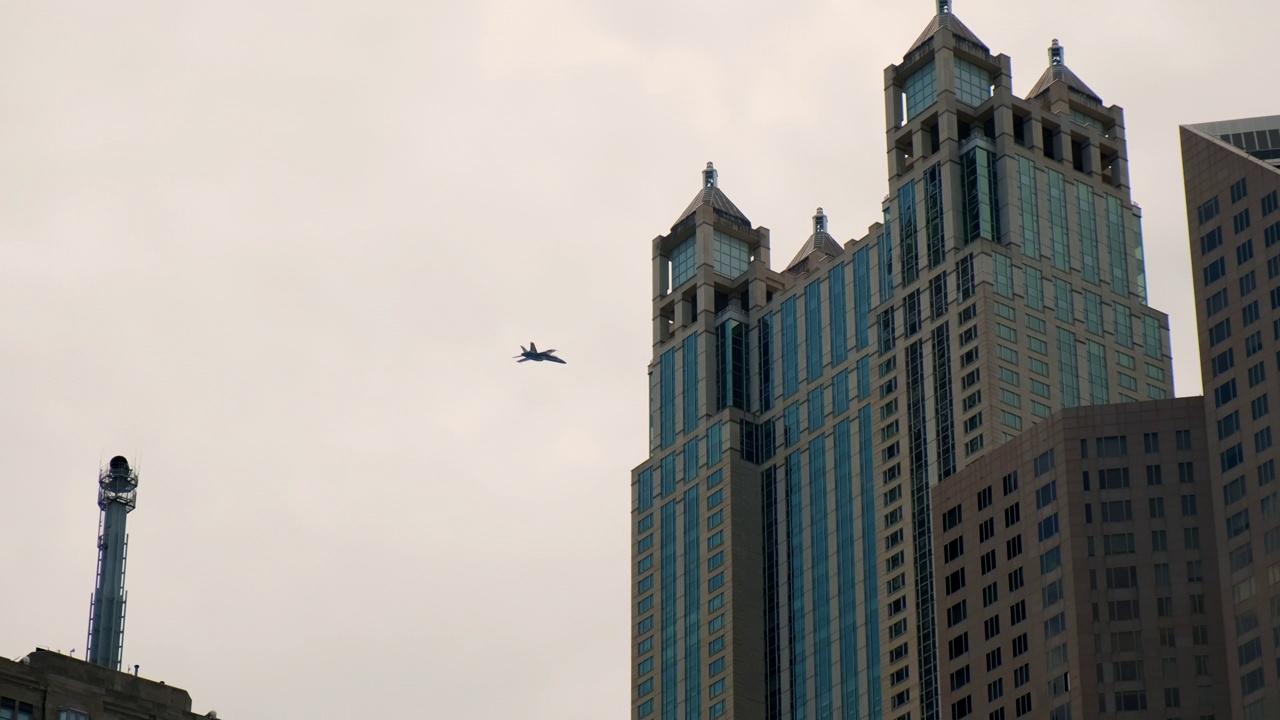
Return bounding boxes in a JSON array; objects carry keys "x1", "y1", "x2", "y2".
[{"x1": 630, "y1": 2, "x2": 1178, "y2": 719}]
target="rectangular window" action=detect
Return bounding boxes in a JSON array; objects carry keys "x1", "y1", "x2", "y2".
[
  {"x1": 1205, "y1": 256, "x2": 1227, "y2": 285},
  {"x1": 1084, "y1": 291, "x2": 1103, "y2": 334},
  {"x1": 1239, "y1": 238, "x2": 1256, "y2": 265},
  {"x1": 1235, "y1": 208, "x2": 1253, "y2": 235},
  {"x1": 994, "y1": 253, "x2": 1014, "y2": 298}
]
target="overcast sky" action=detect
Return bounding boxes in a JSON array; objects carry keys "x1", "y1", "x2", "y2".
[{"x1": 0, "y1": 1, "x2": 1275, "y2": 717}]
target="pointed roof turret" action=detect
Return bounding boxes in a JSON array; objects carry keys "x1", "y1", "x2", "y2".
[
  {"x1": 906, "y1": 0, "x2": 989, "y2": 56},
  {"x1": 673, "y1": 162, "x2": 750, "y2": 227},
  {"x1": 1026, "y1": 39, "x2": 1102, "y2": 103},
  {"x1": 785, "y1": 208, "x2": 845, "y2": 275}
]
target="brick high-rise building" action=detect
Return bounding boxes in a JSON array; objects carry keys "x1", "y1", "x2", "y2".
[
  {"x1": 931, "y1": 399, "x2": 1232, "y2": 720},
  {"x1": 1181, "y1": 115, "x2": 1280, "y2": 720},
  {"x1": 630, "y1": 2, "x2": 1175, "y2": 719}
]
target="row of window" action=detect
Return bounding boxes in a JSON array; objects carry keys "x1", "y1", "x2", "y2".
[{"x1": 993, "y1": 252, "x2": 1157, "y2": 347}]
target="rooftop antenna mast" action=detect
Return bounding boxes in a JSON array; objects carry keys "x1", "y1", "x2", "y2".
[{"x1": 85, "y1": 456, "x2": 138, "y2": 670}]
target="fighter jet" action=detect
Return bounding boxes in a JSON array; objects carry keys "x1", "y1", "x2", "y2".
[{"x1": 514, "y1": 342, "x2": 566, "y2": 364}]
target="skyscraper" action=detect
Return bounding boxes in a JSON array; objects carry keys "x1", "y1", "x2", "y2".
[
  {"x1": 1181, "y1": 114, "x2": 1280, "y2": 720},
  {"x1": 631, "y1": 3, "x2": 1174, "y2": 719}
]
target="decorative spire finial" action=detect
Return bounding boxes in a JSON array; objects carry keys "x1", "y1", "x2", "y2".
[
  {"x1": 814, "y1": 208, "x2": 828, "y2": 234},
  {"x1": 703, "y1": 162, "x2": 718, "y2": 189},
  {"x1": 938, "y1": 0, "x2": 952, "y2": 14},
  {"x1": 1049, "y1": 39, "x2": 1064, "y2": 66}
]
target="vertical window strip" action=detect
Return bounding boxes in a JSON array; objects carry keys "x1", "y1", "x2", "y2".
[
  {"x1": 1105, "y1": 195, "x2": 1131, "y2": 296},
  {"x1": 925, "y1": 164, "x2": 946, "y2": 267},
  {"x1": 854, "y1": 248, "x2": 872, "y2": 349},
  {"x1": 833, "y1": 419, "x2": 861, "y2": 720},
  {"x1": 1114, "y1": 305, "x2": 1133, "y2": 347},
  {"x1": 1047, "y1": 169, "x2": 1071, "y2": 272},
  {"x1": 684, "y1": 486, "x2": 702, "y2": 720},
  {"x1": 661, "y1": 349, "x2": 677, "y2": 448},
  {"x1": 1076, "y1": 182, "x2": 1100, "y2": 284},
  {"x1": 638, "y1": 468, "x2": 654, "y2": 512},
  {"x1": 934, "y1": 322, "x2": 957, "y2": 479},
  {"x1": 758, "y1": 315, "x2": 775, "y2": 412},
  {"x1": 898, "y1": 181, "x2": 920, "y2": 286},
  {"x1": 1143, "y1": 316, "x2": 1164, "y2": 360},
  {"x1": 807, "y1": 280, "x2": 825, "y2": 382},
  {"x1": 907, "y1": 340, "x2": 939, "y2": 720},
  {"x1": 1132, "y1": 210, "x2": 1148, "y2": 302},
  {"x1": 787, "y1": 451, "x2": 809, "y2": 720},
  {"x1": 662, "y1": 453, "x2": 677, "y2": 497},
  {"x1": 1055, "y1": 279, "x2": 1075, "y2": 323},
  {"x1": 782, "y1": 299, "x2": 800, "y2": 397},
  {"x1": 1058, "y1": 329, "x2": 1081, "y2": 408},
  {"x1": 1025, "y1": 266, "x2": 1045, "y2": 311},
  {"x1": 660, "y1": 501, "x2": 679, "y2": 720},
  {"x1": 810, "y1": 437, "x2": 833, "y2": 718},
  {"x1": 859, "y1": 406, "x2": 883, "y2": 716},
  {"x1": 683, "y1": 334, "x2": 699, "y2": 433},
  {"x1": 962, "y1": 146, "x2": 998, "y2": 244},
  {"x1": 879, "y1": 217, "x2": 895, "y2": 303},
  {"x1": 1018, "y1": 156, "x2": 1042, "y2": 258},
  {"x1": 830, "y1": 264, "x2": 849, "y2": 364},
  {"x1": 763, "y1": 465, "x2": 783, "y2": 719},
  {"x1": 1087, "y1": 340, "x2": 1109, "y2": 405},
  {"x1": 994, "y1": 253, "x2": 1014, "y2": 298}
]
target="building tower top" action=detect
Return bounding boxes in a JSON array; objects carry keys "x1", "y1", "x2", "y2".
[
  {"x1": 672, "y1": 161, "x2": 749, "y2": 228},
  {"x1": 906, "y1": 0, "x2": 987, "y2": 57},
  {"x1": 784, "y1": 206, "x2": 844, "y2": 275},
  {"x1": 1027, "y1": 38, "x2": 1102, "y2": 103}
]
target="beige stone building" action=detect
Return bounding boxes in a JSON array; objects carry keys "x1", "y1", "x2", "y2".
[
  {"x1": 0, "y1": 649, "x2": 215, "y2": 720},
  {"x1": 931, "y1": 399, "x2": 1231, "y2": 719}
]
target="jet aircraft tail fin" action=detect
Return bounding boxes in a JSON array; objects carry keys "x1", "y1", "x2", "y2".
[{"x1": 529, "y1": 342, "x2": 538, "y2": 353}]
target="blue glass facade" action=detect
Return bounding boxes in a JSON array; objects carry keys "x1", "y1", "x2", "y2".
[
  {"x1": 1076, "y1": 182, "x2": 1101, "y2": 284},
  {"x1": 878, "y1": 215, "x2": 894, "y2": 303},
  {"x1": 660, "y1": 500, "x2": 678, "y2": 720},
  {"x1": 858, "y1": 406, "x2": 881, "y2": 718},
  {"x1": 660, "y1": 349, "x2": 677, "y2": 449},
  {"x1": 1046, "y1": 168, "x2": 1071, "y2": 272},
  {"x1": 684, "y1": 486, "x2": 701, "y2": 720},
  {"x1": 852, "y1": 249, "x2": 871, "y2": 349},
  {"x1": 829, "y1": 264, "x2": 849, "y2": 365},
  {"x1": 1105, "y1": 194, "x2": 1131, "y2": 296},
  {"x1": 1017, "y1": 156, "x2": 1041, "y2": 258},
  {"x1": 683, "y1": 334, "x2": 699, "y2": 433},
  {"x1": 660, "y1": 453, "x2": 676, "y2": 497},
  {"x1": 637, "y1": 468, "x2": 654, "y2": 513},
  {"x1": 760, "y1": 315, "x2": 775, "y2": 412},
  {"x1": 781, "y1": 298, "x2": 800, "y2": 398},
  {"x1": 805, "y1": 279, "x2": 824, "y2": 382},
  {"x1": 808, "y1": 438, "x2": 833, "y2": 719},
  {"x1": 897, "y1": 181, "x2": 919, "y2": 286},
  {"x1": 833, "y1": 419, "x2": 860, "y2": 720},
  {"x1": 786, "y1": 451, "x2": 808, "y2": 720}
]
